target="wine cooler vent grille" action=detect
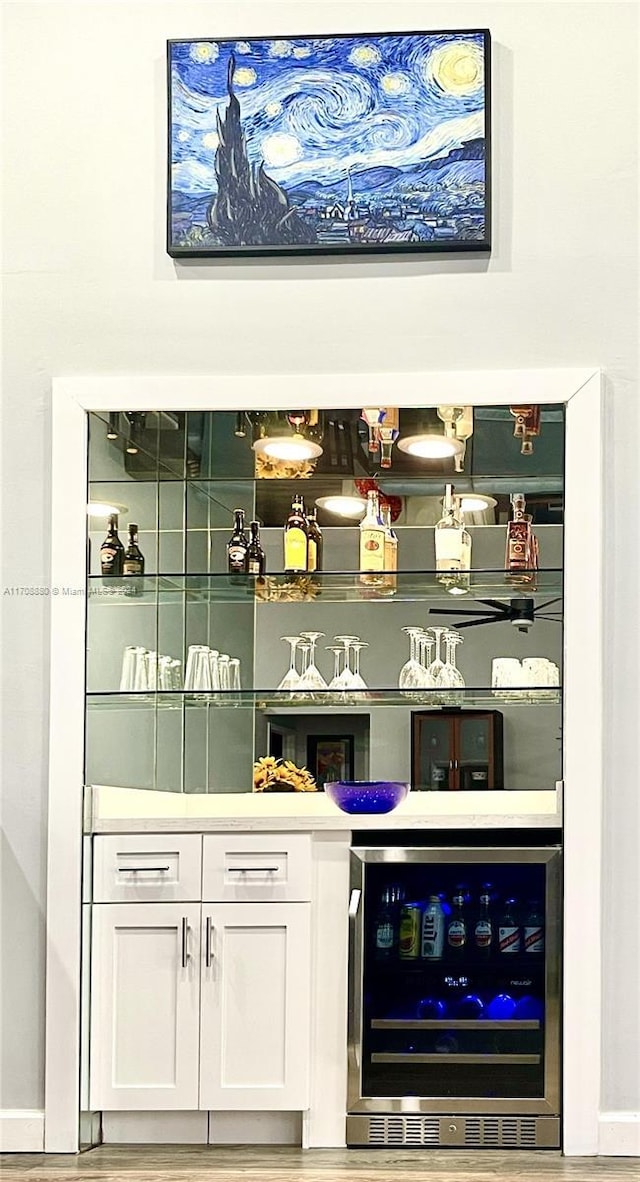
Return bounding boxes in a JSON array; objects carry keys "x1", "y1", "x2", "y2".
[
  {"x1": 364, "y1": 1115, "x2": 540, "y2": 1147},
  {"x1": 368, "y1": 1116, "x2": 440, "y2": 1145}
]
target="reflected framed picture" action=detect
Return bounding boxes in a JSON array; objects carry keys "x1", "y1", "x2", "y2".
[
  {"x1": 307, "y1": 735, "x2": 355, "y2": 790},
  {"x1": 167, "y1": 29, "x2": 491, "y2": 257}
]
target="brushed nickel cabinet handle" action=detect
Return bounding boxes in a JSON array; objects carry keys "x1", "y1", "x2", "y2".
[
  {"x1": 181, "y1": 917, "x2": 189, "y2": 968},
  {"x1": 118, "y1": 866, "x2": 170, "y2": 873},
  {"x1": 227, "y1": 866, "x2": 280, "y2": 873},
  {"x1": 205, "y1": 916, "x2": 213, "y2": 968}
]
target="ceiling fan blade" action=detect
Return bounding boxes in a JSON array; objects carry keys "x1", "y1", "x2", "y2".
[
  {"x1": 477, "y1": 599, "x2": 512, "y2": 612},
  {"x1": 536, "y1": 615, "x2": 563, "y2": 623},
  {"x1": 536, "y1": 597, "x2": 563, "y2": 612},
  {"x1": 454, "y1": 616, "x2": 504, "y2": 629},
  {"x1": 429, "y1": 607, "x2": 494, "y2": 617}
]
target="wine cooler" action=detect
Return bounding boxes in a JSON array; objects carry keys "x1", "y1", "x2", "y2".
[{"x1": 347, "y1": 841, "x2": 561, "y2": 1148}]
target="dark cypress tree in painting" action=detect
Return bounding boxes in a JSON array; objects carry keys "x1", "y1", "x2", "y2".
[{"x1": 208, "y1": 56, "x2": 316, "y2": 248}]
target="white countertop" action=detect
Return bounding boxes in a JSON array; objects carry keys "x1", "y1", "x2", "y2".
[{"x1": 89, "y1": 784, "x2": 562, "y2": 833}]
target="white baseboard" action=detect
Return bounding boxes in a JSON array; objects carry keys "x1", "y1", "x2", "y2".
[
  {"x1": 0, "y1": 1110, "x2": 45, "y2": 1152},
  {"x1": 599, "y1": 1112, "x2": 640, "y2": 1156}
]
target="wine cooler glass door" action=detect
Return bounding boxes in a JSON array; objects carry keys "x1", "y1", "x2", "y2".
[{"x1": 348, "y1": 846, "x2": 561, "y2": 1116}]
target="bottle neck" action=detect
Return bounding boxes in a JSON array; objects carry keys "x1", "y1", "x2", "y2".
[{"x1": 234, "y1": 510, "x2": 245, "y2": 533}]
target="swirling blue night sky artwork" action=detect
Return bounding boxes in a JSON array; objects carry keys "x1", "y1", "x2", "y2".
[{"x1": 168, "y1": 30, "x2": 490, "y2": 256}]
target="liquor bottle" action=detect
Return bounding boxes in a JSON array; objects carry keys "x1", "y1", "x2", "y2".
[
  {"x1": 245, "y1": 520, "x2": 266, "y2": 577},
  {"x1": 227, "y1": 508, "x2": 249, "y2": 576},
  {"x1": 380, "y1": 502, "x2": 398, "y2": 595},
  {"x1": 505, "y1": 493, "x2": 535, "y2": 585},
  {"x1": 510, "y1": 405, "x2": 541, "y2": 455},
  {"x1": 421, "y1": 895, "x2": 445, "y2": 960},
  {"x1": 523, "y1": 901, "x2": 545, "y2": 954},
  {"x1": 446, "y1": 887, "x2": 468, "y2": 957},
  {"x1": 374, "y1": 887, "x2": 395, "y2": 960},
  {"x1": 437, "y1": 406, "x2": 473, "y2": 473},
  {"x1": 359, "y1": 489, "x2": 386, "y2": 587},
  {"x1": 100, "y1": 514, "x2": 124, "y2": 576},
  {"x1": 473, "y1": 886, "x2": 494, "y2": 958},
  {"x1": 122, "y1": 524, "x2": 145, "y2": 594},
  {"x1": 435, "y1": 484, "x2": 463, "y2": 586},
  {"x1": 284, "y1": 495, "x2": 309, "y2": 573},
  {"x1": 378, "y1": 407, "x2": 399, "y2": 468},
  {"x1": 498, "y1": 898, "x2": 522, "y2": 954},
  {"x1": 448, "y1": 501, "x2": 472, "y2": 595},
  {"x1": 306, "y1": 508, "x2": 323, "y2": 574},
  {"x1": 361, "y1": 407, "x2": 384, "y2": 453}
]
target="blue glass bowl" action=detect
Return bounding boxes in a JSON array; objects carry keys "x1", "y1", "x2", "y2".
[{"x1": 324, "y1": 780, "x2": 410, "y2": 815}]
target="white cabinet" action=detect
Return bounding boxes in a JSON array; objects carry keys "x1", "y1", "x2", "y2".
[
  {"x1": 200, "y1": 903, "x2": 310, "y2": 1111},
  {"x1": 90, "y1": 903, "x2": 201, "y2": 1111}
]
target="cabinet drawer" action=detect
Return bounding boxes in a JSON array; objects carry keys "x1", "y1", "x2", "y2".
[
  {"x1": 202, "y1": 834, "x2": 311, "y2": 902},
  {"x1": 93, "y1": 835, "x2": 202, "y2": 902}
]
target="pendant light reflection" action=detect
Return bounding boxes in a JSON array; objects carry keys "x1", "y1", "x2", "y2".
[
  {"x1": 397, "y1": 433, "x2": 464, "y2": 460},
  {"x1": 315, "y1": 493, "x2": 367, "y2": 519},
  {"x1": 87, "y1": 501, "x2": 129, "y2": 517},
  {"x1": 253, "y1": 434, "x2": 323, "y2": 462}
]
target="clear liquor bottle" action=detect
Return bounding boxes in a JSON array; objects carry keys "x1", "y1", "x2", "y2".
[
  {"x1": 378, "y1": 407, "x2": 399, "y2": 469},
  {"x1": 359, "y1": 489, "x2": 386, "y2": 587},
  {"x1": 380, "y1": 501, "x2": 398, "y2": 595},
  {"x1": 448, "y1": 501, "x2": 471, "y2": 595},
  {"x1": 435, "y1": 484, "x2": 463, "y2": 587}
]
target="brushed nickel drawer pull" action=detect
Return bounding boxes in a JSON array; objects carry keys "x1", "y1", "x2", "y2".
[
  {"x1": 205, "y1": 916, "x2": 213, "y2": 968},
  {"x1": 227, "y1": 866, "x2": 280, "y2": 873},
  {"x1": 118, "y1": 866, "x2": 171, "y2": 873},
  {"x1": 181, "y1": 917, "x2": 189, "y2": 968}
]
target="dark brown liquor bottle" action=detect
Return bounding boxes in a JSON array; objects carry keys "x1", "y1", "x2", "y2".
[
  {"x1": 245, "y1": 520, "x2": 266, "y2": 577},
  {"x1": 123, "y1": 524, "x2": 145, "y2": 577},
  {"x1": 283, "y1": 495, "x2": 308, "y2": 573},
  {"x1": 227, "y1": 508, "x2": 249, "y2": 576},
  {"x1": 100, "y1": 514, "x2": 124, "y2": 576},
  {"x1": 306, "y1": 508, "x2": 323, "y2": 573}
]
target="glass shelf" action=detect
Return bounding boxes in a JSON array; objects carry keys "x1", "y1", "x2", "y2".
[
  {"x1": 86, "y1": 687, "x2": 562, "y2": 711},
  {"x1": 87, "y1": 568, "x2": 563, "y2": 605}
]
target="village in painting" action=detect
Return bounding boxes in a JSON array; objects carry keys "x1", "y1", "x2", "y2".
[{"x1": 169, "y1": 32, "x2": 489, "y2": 253}]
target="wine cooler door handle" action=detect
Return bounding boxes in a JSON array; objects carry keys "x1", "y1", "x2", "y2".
[
  {"x1": 181, "y1": 917, "x2": 190, "y2": 968},
  {"x1": 349, "y1": 888, "x2": 361, "y2": 918},
  {"x1": 205, "y1": 916, "x2": 213, "y2": 968}
]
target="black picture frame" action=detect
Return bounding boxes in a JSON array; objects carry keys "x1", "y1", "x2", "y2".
[
  {"x1": 167, "y1": 29, "x2": 491, "y2": 259},
  {"x1": 307, "y1": 735, "x2": 355, "y2": 790}
]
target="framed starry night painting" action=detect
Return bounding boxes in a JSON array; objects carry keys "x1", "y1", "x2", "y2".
[{"x1": 167, "y1": 30, "x2": 491, "y2": 258}]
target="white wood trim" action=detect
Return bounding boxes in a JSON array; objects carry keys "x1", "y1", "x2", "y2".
[
  {"x1": 55, "y1": 368, "x2": 597, "y2": 412},
  {"x1": 0, "y1": 1110, "x2": 45, "y2": 1152},
  {"x1": 562, "y1": 371, "x2": 604, "y2": 1155},
  {"x1": 44, "y1": 386, "x2": 88, "y2": 1151},
  {"x1": 46, "y1": 367, "x2": 604, "y2": 1152},
  {"x1": 598, "y1": 1112, "x2": 640, "y2": 1157}
]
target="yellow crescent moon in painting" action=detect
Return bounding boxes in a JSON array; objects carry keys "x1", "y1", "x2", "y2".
[{"x1": 428, "y1": 42, "x2": 484, "y2": 96}]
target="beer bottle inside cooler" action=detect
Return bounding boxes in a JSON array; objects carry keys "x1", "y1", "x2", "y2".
[
  {"x1": 446, "y1": 887, "x2": 468, "y2": 958},
  {"x1": 398, "y1": 902, "x2": 422, "y2": 960},
  {"x1": 421, "y1": 895, "x2": 445, "y2": 960},
  {"x1": 498, "y1": 897, "x2": 522, "y2": 954},
  {"x1": 373, "y1": 888, "x2": 395, "y2": 960},
  {"x1": 473, "y1": 885, "x2": 494, "y2": 958},
  {"x1": 524, "y1": 901, "x2": 545, "y2": 954}
]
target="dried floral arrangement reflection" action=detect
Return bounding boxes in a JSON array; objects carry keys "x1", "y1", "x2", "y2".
[
  {"x1": 253, "y1": 756, "x2": 317, "y2": 792},
  {"x1": 254, "y1": 575, "x2": 319, "y2": 603},
  {"x1": 255, "y1": 453, "x2": 316, "y2": 480}
]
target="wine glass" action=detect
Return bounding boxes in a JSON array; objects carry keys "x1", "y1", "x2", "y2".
[
  {"x1": 326, "y1": 646, "x2": 347, "y2": 701},
  {"x1": 427, "y1": 627, "x2": 448, "y2": 684},
  {"x1": 399, "y1": 627, "x2": 424, "y2": 690},
  {"x1": 277, "y1": 636, "x2": 302, "y2": 693},
  {"x1": 349, "y1": 641, "x2": 369, "y2": 693},
  {"x1": 299, "y1": 631, "x2": 328, "y2": 692},
  {"x1": 438, "y1": 630, "x2": 466, "y2": 704}
]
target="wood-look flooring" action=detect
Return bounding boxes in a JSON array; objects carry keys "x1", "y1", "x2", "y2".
[{"x1": 1, "y1": 1146, "x2": 638, "y2": 1181}]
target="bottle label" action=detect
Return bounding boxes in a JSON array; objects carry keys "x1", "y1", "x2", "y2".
[
  {"x1": 399, "y1": 911, "x2": 420, "y2": 957},
  {"x1": 285, "y1": 527, "x2": 307, "y2": 571},
  {"x1": 101, "y1": 547, "x2": 118, "y2": 569},
  {"x1": 436, "y1": 529, "x2": 463, "y2": 565},
  {"x1": 524, "y1": 925, "x2": 544, "y2": 953},
  {"x1": 507, "y1": 524, "x2": 530, "y2": 568},
  {"x1": 360, "y1": 528, "x2": 385, "y2": 571},
  {"x1": 499, "y1": 925, "x2": 521, "y2": 953},
  {"x1": 376, "y1": 922, "x2": 394, "y2": 951},
  {"x1": 474, "y1": 920, "x2": 492, "y2": 948},
  {"x1": 421, "y1": 909, "x2": 444, "y2": 958},
  {"x1": 228, "y1": 545, "x2": 246, "y2": 570},
  {"x1": 123, "y1": 560, "x2": 143, "y2": 575},
  {"x1": 247, "y1": 559, "x2": 262, "y2": 575},
  {"x1": 308, "y1": 538, "x2": 317, "y2": 572},
  {"x1": 447, "y1": 920, "x2": 466, "y2": 949}
]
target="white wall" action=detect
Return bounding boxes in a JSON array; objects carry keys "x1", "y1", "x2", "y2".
[{"x1": 1, "y1": 0, "x2": 638, "y2": 1125}]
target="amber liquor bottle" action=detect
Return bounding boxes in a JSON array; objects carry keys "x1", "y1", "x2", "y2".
[
  {"x1": 245, "y1": 521, "x2": 266, "y2": 577},
  {"x1": 306, "y1": 508, "x2": 323, "y2": 574},
  {"x1": 284, "y1": 495, "x2": 309, "y2": 573},
  {"x1": 505, "y1": 493, "x2": 535, "y2": 585}
]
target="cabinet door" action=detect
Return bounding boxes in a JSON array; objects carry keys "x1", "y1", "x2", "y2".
[
  {"x1": 200, "y1": 903, "x2": 310, "y2": 1111},
  {"x1": 90, "y1": 903, "x2": 201, "y2": 1111},
  {"x1": 456, "y1": 712, "x2": 502, "y2": 790},
  {"x1": 412, "y1": 714, "x2": 455, "y2": 790}
]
